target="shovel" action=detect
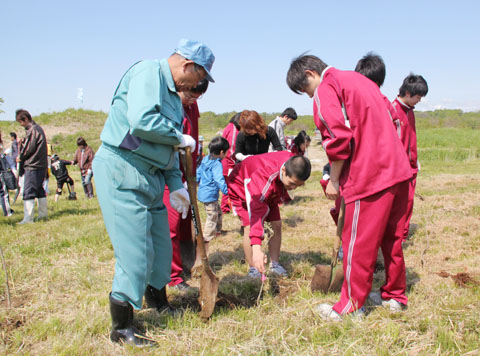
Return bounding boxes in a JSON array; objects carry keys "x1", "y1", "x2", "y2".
[
  {"x1": 311, "y1": 198, "x2": 345, "y2": 293},
  {"x1": 180, "y1": 147, "x2": 219, "y2": 319}
]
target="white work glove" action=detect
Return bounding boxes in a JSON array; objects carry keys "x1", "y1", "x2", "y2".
[
  {"x1": 177, "y1": 134, "x2": 196, "y2": 154},
  {"x1": 170, "y1": 188, "x2": 190, "y2": 219},
  {"x1": 235, "y1": 153, "x2": 251, "y2": 161}
]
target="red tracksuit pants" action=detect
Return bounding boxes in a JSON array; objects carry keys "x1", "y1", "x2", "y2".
[
  {"x1": 163, "y1": 187, "x2": 193, "y2": 286},
  {"x1": 403, "y1": 175, "x2": 417, "y2": 241},
  {"x1": 333, "y1": 180, "x2": 409, "y2": 315}
]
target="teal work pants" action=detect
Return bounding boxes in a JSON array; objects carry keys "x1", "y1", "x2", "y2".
[{"x1": 93, "y1": 144, "x2": 172, "y2": 309}]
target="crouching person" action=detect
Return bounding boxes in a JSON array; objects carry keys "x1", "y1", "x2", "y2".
[
  {"x1": 228, "y1": 152, "x2": 311, "y2": 278},
  {"x1": 50, "y1": 154, "x2": 76, "y2": 202}
]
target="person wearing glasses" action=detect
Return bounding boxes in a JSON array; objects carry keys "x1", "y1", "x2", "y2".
[
  {"x1": 93, "y1": 39, "x2": 215, "y2": 347},
  {"x1": 164, "y1": 79, "x2": 209, "y2": 292}
]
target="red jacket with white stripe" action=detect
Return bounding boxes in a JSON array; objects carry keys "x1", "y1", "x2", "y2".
[
  {"x1": 313, "y1": 67, "x2": 412, "y2": 204},
  {"x1": 392, "y1": 97, "x2": 418, "y2": 175},
  {"x1": 181, "y1": 102, "x2": 199, "y2": 179},
  {"x1": 221, "y1": 122, "x2": 239, "y2": 176},
  {"x1": 228, "y1": 151, "x2": 293, "y2": 245}
]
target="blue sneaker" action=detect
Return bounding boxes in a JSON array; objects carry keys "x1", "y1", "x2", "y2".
[
  {"x1": 247, "y1": 267, "x2": 261, "y2": 279},
  {"x1": 269, "y1": 261, "x2": 287, "y2": 276}
]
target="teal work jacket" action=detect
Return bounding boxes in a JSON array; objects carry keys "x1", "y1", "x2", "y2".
[{"x1": 100, "y1": 58, "x2": 184, "y2": 192}]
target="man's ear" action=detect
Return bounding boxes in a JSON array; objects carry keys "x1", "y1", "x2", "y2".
[{"x1": 182, "y1": 60, "x2": 196, "y2": 72}]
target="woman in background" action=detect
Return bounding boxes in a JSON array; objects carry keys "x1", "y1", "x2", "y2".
[{"x1": 234, "y1": 110, "x2": 283, "y2": 162}]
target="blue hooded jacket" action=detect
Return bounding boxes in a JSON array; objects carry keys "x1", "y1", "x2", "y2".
[{"x1": 196, "y1": 155, "x2": 228, "y2": 203}]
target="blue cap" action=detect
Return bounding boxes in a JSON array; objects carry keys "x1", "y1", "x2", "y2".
[{"x1": 175, "y1": 39, "x2": 215, "y2": 83}]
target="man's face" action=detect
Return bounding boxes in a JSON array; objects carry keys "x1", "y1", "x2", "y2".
[
  {"x1": 404, "y1": 93, "x2": 423, "y2": 107},
  {"x1": 179, "y1": 90, "x2": 202, "y2": 106},
  {"x1": 16, "y1": 118, "x2": 29, "y2": 128},
  {"x1": 174, "y1": 62, "x2": 206, "y2": 92},
  {"x1": 281, "y1": 166, "x2": 305, "y2": 190},
  {"x1": 284, "y1": 117, "x2": 294, "y2": 125}
]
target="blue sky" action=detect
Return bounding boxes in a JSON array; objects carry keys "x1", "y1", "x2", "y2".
[{"x1": 1, "y1": 0, "x2": 479, "y2": 121}]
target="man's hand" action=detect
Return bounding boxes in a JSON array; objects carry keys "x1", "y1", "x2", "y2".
[
  {"x1": 325, "y1": 179, "x2": 340, "y2": 200},
  {"x1": 177, "y1": 134, "x2": 196, "y2": 154},
  {"x1": 252, "y1": 244, "x2": 267, "y2": 274},
  {"x1": 169, "y1": 188, "x2": 190, "y2": 219}
]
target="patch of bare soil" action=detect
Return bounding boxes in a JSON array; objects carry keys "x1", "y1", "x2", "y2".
[{"x1": 436, "y1": 270, "x2": 480, "y2": 288}]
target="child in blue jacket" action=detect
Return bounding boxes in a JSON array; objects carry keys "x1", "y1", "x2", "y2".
[{"x1": 195, "y1": 136, "x2": 229, "y2": 266}]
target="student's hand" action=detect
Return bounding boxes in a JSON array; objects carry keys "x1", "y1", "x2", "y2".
[
  {"x1": 170, "y1": 188, "x2": 190, "y2": 219},
  {"x1": 325, "y1": 179, "x2": 340, "y2": 200},
  {"x1": 252, "y1": 244, "x2": 267, "y2": 274}
]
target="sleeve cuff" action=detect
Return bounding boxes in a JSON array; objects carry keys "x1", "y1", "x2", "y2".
[{"x1": 250, "y1": 236, "x2": 263, "y2": 245}]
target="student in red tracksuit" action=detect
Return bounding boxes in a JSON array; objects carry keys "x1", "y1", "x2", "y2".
[
  {"x1": 163, "y1": 79, "x2": 208, "y2": 291},
  {"x1": 392, "y1": 74, "x2": 428, "y2": 241},
  {"x1": 228, "y1": 151, "x2": 311, "y2": 277},
  {"x1": 355, "y1": 52, "x2": 402, "y2": 136},
  {"x1": 220, "y1": 113, "x2": 241, "y2": 214},
  {"x1": 287, "y1": 55, "x2": 413, "y2": 320}
]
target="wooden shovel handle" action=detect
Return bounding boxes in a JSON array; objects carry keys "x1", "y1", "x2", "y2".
[
  {"x1": 331, "y1": 198, "x2": 345, "y2": 267},
  {"x1": 181, "y1": 147, "x2": 209, "y2": 269}
]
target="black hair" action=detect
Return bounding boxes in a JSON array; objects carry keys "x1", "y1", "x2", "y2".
[
  {"x1": 399, "y1": 74, "x2": 428, "y2": 97},
  {"x1": 10, "y1": 132, "x2": 17, "y2": 139},
  {"x1": 15, "y1": 109, "x2": 32, "y2": 122},
  {"x1": 287, "y1": 54, "x2": 328, "y2": 94},
  {"x1": 191, "y1": 78, "x2": 209, "y2": 94},
  {"x1": 284, "y1": 155, "x2": 311, "y2": 181},
  {"x1": 281, "y1": 107, "x2": 297, "y2": 120},
  {"x1": 208, "y1": 136, "x2": 230, "y2": 155},
  {"x1": 293, "y1": 130, "x2": 308, "y2": 150},
  {"x1": 355, "y1": 52, "x2": 386, "y2": 87},
  {"x1": 229, "y1": 112, "x2": 241, "y2": 130},
  {"x1": 77, "y1": 137, "x2": 87, "y2": 146}
]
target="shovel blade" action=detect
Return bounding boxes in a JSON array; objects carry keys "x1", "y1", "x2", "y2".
[
  {"x1": 328, "y1": 264, "x2": 344, "y2": 293},
  {"x1": 311, "y1": 264, "x2": 332, "y2": 293},
  {"x1": 198, "y1": 268, "x2": 219, "y2": 319}
]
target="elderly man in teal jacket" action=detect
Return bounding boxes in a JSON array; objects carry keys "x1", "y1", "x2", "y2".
[{"x1": 93, "y1": 39, "x2": 215, "y2": 347}]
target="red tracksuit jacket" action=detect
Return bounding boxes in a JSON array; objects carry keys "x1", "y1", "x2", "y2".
[
  {"x1": 221, "y1": 122, "x2": 238, "y2": 176},
  {"x1": 313, "y1": 67, "x2": 412, "y2": 204},
  {"x1": 228, "y1": 151, "x2": 293, "y2": 245},
  {"x1": 392, "y1": 97, "x2": 418, "y2": 175}
]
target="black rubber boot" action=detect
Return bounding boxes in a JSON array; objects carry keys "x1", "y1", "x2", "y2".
[
  {"x1": 144, "y1": 285, "x2": 178, "y2": 315},
  {"x1": 109, "y1": 294, "x2": 156, "y2": 347}
]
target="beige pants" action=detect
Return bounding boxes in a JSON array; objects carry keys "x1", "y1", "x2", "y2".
[{"x1": 203, "y1": 201, "x2": 222, "y2": 241}]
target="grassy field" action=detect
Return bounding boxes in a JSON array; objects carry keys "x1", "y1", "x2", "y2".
[{"x1": 0, "y1": 110, "x2": 479, "y2": 355}]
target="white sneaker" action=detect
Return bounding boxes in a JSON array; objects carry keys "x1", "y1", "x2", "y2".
[
  {"x1": 316, "y1": 303, "x2": 365, "y2": 322},
  {"x1": 368, "y1": 292, "x2": 406, "y2": 311},
  {"x1": 316, "y1": 303, "x2": 343, "y2": 322}
]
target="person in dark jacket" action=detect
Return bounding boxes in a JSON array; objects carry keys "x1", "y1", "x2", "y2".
[
  {"x1": 234, "y1": 110, "x2": 283, "y2": 162},
  {"x1": 16, "y1": 109, "x2": 48, "y2": 224},
  {"x1": 72, "y1": 137, "x2": 95, "y2": 198},
  {"x1": 51, "y1": 154, "x2": 76, "y2": 202}
]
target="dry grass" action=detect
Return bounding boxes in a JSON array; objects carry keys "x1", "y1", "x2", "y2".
[{"x1": 1, "y1": 143, "x2": 479, "y2": 356}]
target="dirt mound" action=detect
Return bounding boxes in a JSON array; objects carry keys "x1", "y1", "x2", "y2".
[{"x1": 436, "y1": 270, "x2": 480, "y2": 288}]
